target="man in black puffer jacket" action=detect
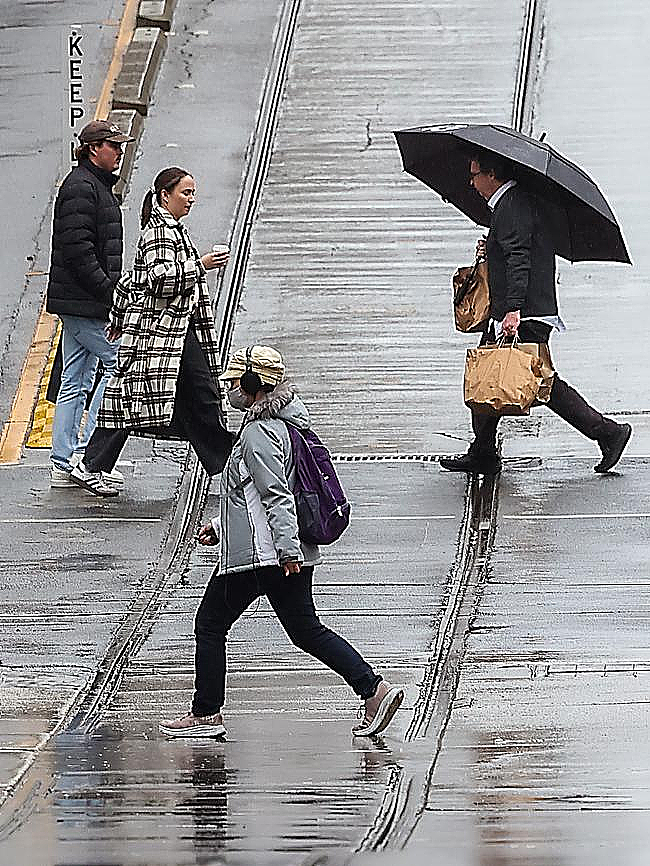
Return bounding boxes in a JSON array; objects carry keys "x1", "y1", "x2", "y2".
[{"x1": 46, "y1": 120, "x2": 133, "y2": 492}]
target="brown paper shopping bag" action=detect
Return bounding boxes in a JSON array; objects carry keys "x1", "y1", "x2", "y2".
[
  {"x1": 452, "y1": 259, "x2": 490, "y2": 333},
  {"x1": 515, "y1": 341, "x2": 556, "y2": 404},
  {"x1": 464, "y1": 339, "x2": 545, "y2": 415}
]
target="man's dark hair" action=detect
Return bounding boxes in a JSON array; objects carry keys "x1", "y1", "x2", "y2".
[
  {"x1": 470, "y1": 151, "x2": 515, "y2": 182},
  {"x1": 74, "y1": 142, "x2": 92, "y2": 162}
]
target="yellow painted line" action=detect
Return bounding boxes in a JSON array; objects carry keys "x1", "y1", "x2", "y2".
[
  {"x1": 25, "y1": 322, "x2": 60, "y2": 448},
  {"x1": 0, "y1": 311, "x2": 59, "y2": 462},
  {"x1": 0, "y1": 0, "x2": 139, "y2": 464},
  {"x1": 97, "y1": 0, "x2": 139, "y2": 119}
]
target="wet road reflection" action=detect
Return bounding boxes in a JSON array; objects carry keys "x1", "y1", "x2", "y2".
[{"x1": 30, "y1": 726, "x2": 399, "y2": 865}]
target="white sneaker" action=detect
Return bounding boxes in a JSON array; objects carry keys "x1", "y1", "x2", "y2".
[
  {"x1": 70, "y1": 460, "x2": 119, "y2": 497},
  {"x1": 159, "y1": 712, "x2": 227, "y2": 739},
  {"x1": 102, "y1": 467, "x2": 124, "y2": 489},
  {"x1": 353, "y1": 682, "x2": 404, "y2": 737},
  {"x1": 50, "y1": 466, "x2": 73, "y2": 488}
]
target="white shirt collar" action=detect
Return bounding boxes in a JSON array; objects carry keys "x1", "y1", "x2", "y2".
[{"x1": 487, "y1": 179, "x2": 517, "y2": 211}]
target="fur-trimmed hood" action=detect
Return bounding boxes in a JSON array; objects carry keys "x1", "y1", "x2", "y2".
[
  {"x1": 244, "y1": 382, "x2": 310, "y2": 429},
  {"x1": 217, "y1": 381, "x2": 321, "y2": 574}
]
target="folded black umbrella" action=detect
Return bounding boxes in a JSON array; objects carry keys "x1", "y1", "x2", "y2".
[{"x1": 394, "y1": 123, "x2": 630, "y2": 263}]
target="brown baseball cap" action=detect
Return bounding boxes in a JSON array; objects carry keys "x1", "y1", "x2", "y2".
[{"x1": 78, "y1": 120, "x2": 134, "y2": 144}]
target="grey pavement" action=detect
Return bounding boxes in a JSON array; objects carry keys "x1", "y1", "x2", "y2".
[
  {"x1": 0, "y1": 0, "x2": 125, "y2": 421},
  {"x1": 1, "y1": 0, "x2": 649, "y2": 863}
]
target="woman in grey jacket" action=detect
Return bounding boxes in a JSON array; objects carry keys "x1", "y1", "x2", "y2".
[{"x1": 160, "y1": 345, "x2": 404, "y2": 740}]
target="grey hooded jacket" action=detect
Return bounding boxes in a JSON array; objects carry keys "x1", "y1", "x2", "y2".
[{"x1": 213, "y1": 383, "x2": 322, "y2": 575}]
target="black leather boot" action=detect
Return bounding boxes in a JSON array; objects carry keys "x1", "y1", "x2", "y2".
[
  {"x1": 594, "y1": 423, "x2": 632, "y2": 473},
  {"x1": 439, "y1": 451, "x2": 501, "y2": 474}
]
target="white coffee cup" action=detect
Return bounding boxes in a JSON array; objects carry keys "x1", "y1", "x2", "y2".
[{"x1": 212, "y1": 243, "x2": 230, "y2": 256}]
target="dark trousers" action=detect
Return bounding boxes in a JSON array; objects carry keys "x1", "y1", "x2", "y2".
[
  {"x1": 470, "y1": 321, "x2": 617, "y2": 456},
  {"x1": 192, "y1": 565, "x2": 381, "y2": 716},
  {"x1": 84, "y1": 326, "x2": 233, "y2": 476}
]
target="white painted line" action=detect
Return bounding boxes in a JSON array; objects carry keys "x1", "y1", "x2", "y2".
[
  {"x1": 0, "y1": 517, "x2": 161, "y2": 524},
  {"x1": 504, "y1": 513, "x2": 650, "y2": 520},
  {"x1": 353, "y1": 515, "x2": 457, "y2": 521}
]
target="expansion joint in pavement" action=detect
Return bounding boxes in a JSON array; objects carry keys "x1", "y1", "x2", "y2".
[
  {"x1": 356, "y1": 0, "x2": 547, "y2": 851},
  {"x1": 357, "y1": 472, "x2": 500, "y2": 852},
  {"x1": 215, "y1": 0, "x2": 303, "y2": 363}
]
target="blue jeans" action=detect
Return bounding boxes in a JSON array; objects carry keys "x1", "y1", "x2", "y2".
[{"x1": 50, "y1": 315, "x2": 119, "y2": 472}]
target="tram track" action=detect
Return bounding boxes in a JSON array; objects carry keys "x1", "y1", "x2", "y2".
[
  {"x1": 355, "y1": 0, "x2": 546, "y2": 852},
  {"x1": 0, "y1": 0, "x2": 303, "y2": 836}
]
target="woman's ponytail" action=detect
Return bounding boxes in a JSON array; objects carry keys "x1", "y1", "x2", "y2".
[{"x1": 140, "y1": 189, "x2": 154, "y2": 228}]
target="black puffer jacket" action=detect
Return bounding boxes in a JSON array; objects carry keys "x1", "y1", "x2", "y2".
[{"x1": 46, "y1": 159, "x2": 123, "y2": 320}]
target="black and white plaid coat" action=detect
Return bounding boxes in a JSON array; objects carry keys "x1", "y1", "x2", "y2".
[{"x1": 97, "y1": 204, "x2": 222, "y2": 429}]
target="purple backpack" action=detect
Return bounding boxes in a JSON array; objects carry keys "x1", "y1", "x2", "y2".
[{"x1": 286, "y1": 423, "x2": 350, "y2": 545}]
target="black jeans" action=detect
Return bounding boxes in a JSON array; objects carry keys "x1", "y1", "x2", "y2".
[
  {"x1": 85, "y1": 325, "x2": 233, "y2": 476},
  {"x1": 470, "y1": 321, "x2": 617, "y2": 455},
  {"x1": 192, "y1": 565, "x2": 381, "y2": 716}
]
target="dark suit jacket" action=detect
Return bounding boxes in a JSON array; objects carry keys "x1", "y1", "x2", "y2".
[{"x1": 486, "y1": 185, "x2": 558, "y2": 322}]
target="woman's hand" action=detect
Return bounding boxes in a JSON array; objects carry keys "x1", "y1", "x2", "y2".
[
  {"x1": 283, "y1": 561, "x2": 302, "y2": 576},
  {"x1": 201, "y1": 249, "x2": 230, "y2": 271},
  {"x1": 196, "y1": 523, "x2": 218, "y2": 546},
  {"x1": 105, "y1": 324, "x2": 122, "y2": 342}
]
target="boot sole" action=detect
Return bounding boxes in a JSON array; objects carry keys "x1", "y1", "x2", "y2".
[
  {"x1": 439, "y1": 461, "x2": 501, "y2": 475},
  {"x1": 159, "y1": 723, "x2": 226, "y2": 739},
  {"x1": 353, "y1": 687, "x2": 404, "y2": 737}
]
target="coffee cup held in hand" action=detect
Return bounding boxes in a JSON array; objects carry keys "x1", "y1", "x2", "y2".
[{"x1": 212, "y1": 244, "x2": 230, "y2": 256}]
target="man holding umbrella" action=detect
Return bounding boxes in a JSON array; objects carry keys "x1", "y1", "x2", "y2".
[{"x1": 394, "y1": 124, "x2": 632, "y2": 475}]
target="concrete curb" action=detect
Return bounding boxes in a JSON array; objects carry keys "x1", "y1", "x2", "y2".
[
  {"x1": 109, "y1": 4, "x2": 176, "y2": 197},
  {"x1": 108, "y1": 109, "x2": 145, "y2": 200},
  {"x1": 112, "y1": 26, "x2": 166, "y2": 116},
  {"x1": 136, "y1": 0, "x2": 177, "y2": 31}
]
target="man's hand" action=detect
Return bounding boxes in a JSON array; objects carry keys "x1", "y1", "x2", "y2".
[
  {"x1": 196, "y1": 523, "x2": 218, "y2": 546},
  {"x1": 476, "y1": 236, "x2": 487, "y2": 260},
  {"x1": 105, "y1": 324, "x2": 121, "y2": 342},
  {"x1": 283, "y1": 561, "x2": 301, "y2": 576},
  {"x1": 502, "y1": 310, "x2": 521, "y2": 337}
]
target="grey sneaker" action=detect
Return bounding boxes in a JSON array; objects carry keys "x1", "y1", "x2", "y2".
[
  {"x1": 70, "y1": 460, "x2": 119, "y2": 497},
  {"x1": 353, "y1": 681, "x2": 404, "y2": 737},
  {"x1": 102, "y1": 467, "x2": 125, "y2": 489},
  {"x1": 159, "y1": 712, "x2": 226, "y2": 739},
  {"x1": 50, "y1": 466, "x2": 73, "y2": 488}
]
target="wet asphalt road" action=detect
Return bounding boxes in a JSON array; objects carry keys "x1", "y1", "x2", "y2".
[{"x1": 1, "y1": 0, "x2": 649, "y2": 863}]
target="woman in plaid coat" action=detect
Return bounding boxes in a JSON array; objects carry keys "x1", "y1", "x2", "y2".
[{"x1": 71, "y1": 167, "x2": 233, "y2": 496}]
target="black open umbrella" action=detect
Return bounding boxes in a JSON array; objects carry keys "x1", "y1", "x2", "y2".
[{"x1": 394, "y1": 123, "x2": 630, "y2": 264}]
